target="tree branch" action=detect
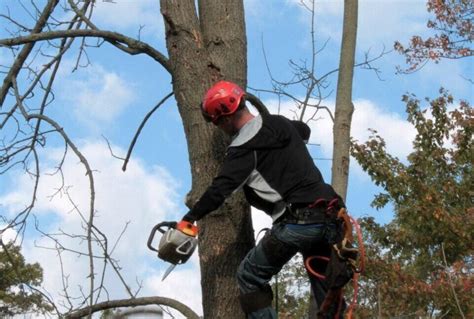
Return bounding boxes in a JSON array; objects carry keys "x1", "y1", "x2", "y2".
[
  {"x1": 0, "y1": 29, "x2": 171, "y2": 73},
  {"x1": 12, "y1": 77, "x2": 98, "y2": 316},
  {"x1": 64, "y1": 296, "x2": 200, "y2": 319},
  {"x1": 122, "y1": 92, "x2": 174, "y2": 171},
  {"x1": 0, "y1": 0, "x2": 60, "y2": 107}
]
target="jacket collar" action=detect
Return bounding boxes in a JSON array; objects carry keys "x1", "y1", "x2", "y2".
[{"x1": 229, "y1": 115, "x2": 262, "y2": 147}]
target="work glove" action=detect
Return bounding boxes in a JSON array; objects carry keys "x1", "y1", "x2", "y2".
[{"x1": 176, "y1": 220, "x2": 198, "y2": 237}]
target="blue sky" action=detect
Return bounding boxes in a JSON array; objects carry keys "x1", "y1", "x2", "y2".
[{"x1": 0, "y1": 0, "x2": 472, "y2": 317}]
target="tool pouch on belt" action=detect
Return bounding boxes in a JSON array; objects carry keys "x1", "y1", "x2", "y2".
[
  {"x1": 325, "y1": 208, "x2": 359, "y2": 289},
  {"x1": 325, "y1": 241, "x2": 357, "y2": 289}
]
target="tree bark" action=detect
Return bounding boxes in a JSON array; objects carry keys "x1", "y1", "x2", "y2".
[
  {"x1": 331, "y1": 0, "x2": 358, "y2": 201},
  {"x1": 160, "y1": 1, "x2": 253, "y2": 318}
]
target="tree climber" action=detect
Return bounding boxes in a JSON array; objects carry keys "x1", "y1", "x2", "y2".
[{"x1": 182, "y1": 81, "x2": 353, "y2": 319}]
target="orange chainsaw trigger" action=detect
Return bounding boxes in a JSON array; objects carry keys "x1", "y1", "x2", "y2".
[{"x1": 177, "y1": 221, "x2": 198, "y2": 237}]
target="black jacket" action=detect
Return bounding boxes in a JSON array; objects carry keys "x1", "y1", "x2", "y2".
[{"x1": 184, "y1": 114, "x2": 339, "y2": 222}]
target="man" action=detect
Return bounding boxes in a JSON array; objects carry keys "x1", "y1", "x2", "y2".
[{"x1": 182, "y1": 81, "x2": 345, "y2": 318}]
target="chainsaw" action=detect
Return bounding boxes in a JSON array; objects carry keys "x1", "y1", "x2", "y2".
[{"x1": 147, "y1": 221, "x2": 198, "y2": 281}]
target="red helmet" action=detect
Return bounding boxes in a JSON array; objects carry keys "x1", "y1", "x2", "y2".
[{"x1": 201, "y1": 81, "x2": 245, "y2": 124}]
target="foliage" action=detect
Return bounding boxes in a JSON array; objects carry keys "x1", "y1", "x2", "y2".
[
  {"x1": 0, "y1": 242, "x2": 52, "y2": 316},
  {"x1": 272, "y1": 255, "x2": 311, "y2": 319},
  {"x1": 351, "y1": 89, "x2": 473, "y2": 317},
  {"x1": 394, "y1": 0, "x2": 473, "y2": 72}
]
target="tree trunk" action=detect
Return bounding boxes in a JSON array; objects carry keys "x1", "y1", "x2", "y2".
[
  {"x1": 309, "y1": 1, "x2": 358, "y2": 318},
  {"x1": 160, "y1": 1, "x2": 254, "y2": 318},
  {"x1": 331, "y1": 0, "x2": 358, "y2": 201}
]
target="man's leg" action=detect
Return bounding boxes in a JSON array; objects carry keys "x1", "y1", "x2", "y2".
[{"x1": 237, "y1": 230, "x2": 297, "y2": 319}]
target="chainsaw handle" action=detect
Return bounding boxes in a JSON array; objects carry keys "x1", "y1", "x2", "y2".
[
  {"x1": 156, "y1": 221, "x2": 177, "y2": 233},
  {"x1": 147, "y1": 221, "x2": 177, "y2": 253}
]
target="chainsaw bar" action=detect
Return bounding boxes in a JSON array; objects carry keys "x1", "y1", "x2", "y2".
[
  {"x1": 147, "y1": 221, "x2": 198, "y2": 281},
  {"x1": 162, "y1": 264, "x2": 176, "y2": 281}
]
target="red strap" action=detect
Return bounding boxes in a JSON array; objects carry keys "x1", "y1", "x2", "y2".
[
  {"x1": 308, "y1": 198, "x2": 327, "y2": 208},
  {"x1": 304, "y1": 255, "x2": 329, "y2": 280}
]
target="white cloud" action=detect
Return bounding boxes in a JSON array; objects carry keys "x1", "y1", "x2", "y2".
[
  {"x1": 351, "y1": 99, "x2": 416, "y2": 158},
  {"x1": 245, "y1": 0, "x2": 291, "y2": 19},
  {"x1": 1, "y1": 140, "x2": 184, "y2": 313},
  {"x1": 0, "y1": 226, "x2": 18, "y2": 244},
  {"x1": 60, "y1": 63, "x2": 135, "y2": 129},
  {"x1": 261, "y1": 97, "x2": 416, "y2": 165},
  {"x1": 145, "y1": 266, "x2": 203, "y2": 318},
  {"x1": 408, "y1": 59, "x2": 473, "y2": 98},
  {"x1": 357, "y1": 0, "x2": 428, "y2": 50},
  {"x1": 285, "y1": 0, "x2": 428, "y2": 51},
  {"x1": 91, "y1": 0, "x2": 164, "y2": 37}
]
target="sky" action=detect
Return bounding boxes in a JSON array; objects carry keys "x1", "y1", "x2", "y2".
[{"x1": 0, "y1": 0, "x2": 472, "y2": 318}]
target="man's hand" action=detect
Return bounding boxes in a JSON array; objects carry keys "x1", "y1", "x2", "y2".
[{"x1": 177, "y1": 220, "x2": 198, "y2": 237}]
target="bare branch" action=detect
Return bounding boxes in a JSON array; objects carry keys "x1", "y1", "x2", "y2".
[
  {"x1": 12, "y1": 76, "x2": 98, "y2": 314},
  {"x1": 122, "y1": 92, "x2": 174, "y2": 171},
  {"x1": 67, "y1": 0, "x2": 150, "y2": 57},
  {"x1": 0, "y1": 29, "x2": 171, "y2": 73},
  {"x1": 0, "y1": 13, "x2": 32, "y2": 32},
  {"x1": 0, "y1": 0, "x2": 60, "y2": 107},
  {"x1": 64, "y1": 296, "x2": 200, "y2": 319}
]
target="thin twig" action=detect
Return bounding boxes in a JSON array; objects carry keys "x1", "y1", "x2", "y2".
[
  {"x1": 122, "y1": 92, "x2": 173, "y2": 171},
  {"x1": 0, "y1": 0, "x2": 60, "y2": 107},
  {"x1": 12, "y1": 77, "x2": 97, "y2": 317}
]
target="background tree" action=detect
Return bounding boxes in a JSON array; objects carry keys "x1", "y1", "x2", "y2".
[
  {"x1": 350, "y1": 1, "x2": 473, "y2": 316},
  {"x1": 394, "y1": 0, "x2": 473, "y2": 73},
  {"x1": 331, "y1": 0, "x2": 358, "y2": 201},
  {"x1": 351, "y1": 90, "x2": 473, "y2": 318},
  {"x1": 271, "y1": 256, "x2": 311, "y2": 319},
  {"x1": 0, "y1": 241, "x2": 52, "y2": 316}
]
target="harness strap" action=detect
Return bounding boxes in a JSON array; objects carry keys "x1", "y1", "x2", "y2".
[
  {"x1": 337, "y1": 208, "x2": 354, "y2": 243},
  {"x1": 277, "y1": 202, "x2": 337, "y2": 225}
]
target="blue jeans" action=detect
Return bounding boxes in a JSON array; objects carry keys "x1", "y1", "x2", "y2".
[{"x1": 236, "y1": 222, "x2": 339, "y2": 319}]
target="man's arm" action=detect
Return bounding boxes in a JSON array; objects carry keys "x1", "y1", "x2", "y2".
[{"x1": 183, "y1": 148, "x2": 255, "y2": 222}]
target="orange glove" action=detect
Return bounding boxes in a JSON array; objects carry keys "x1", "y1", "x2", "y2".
[{"x1": 176, "y1": 220, "x2": 198, "y2": 237}]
